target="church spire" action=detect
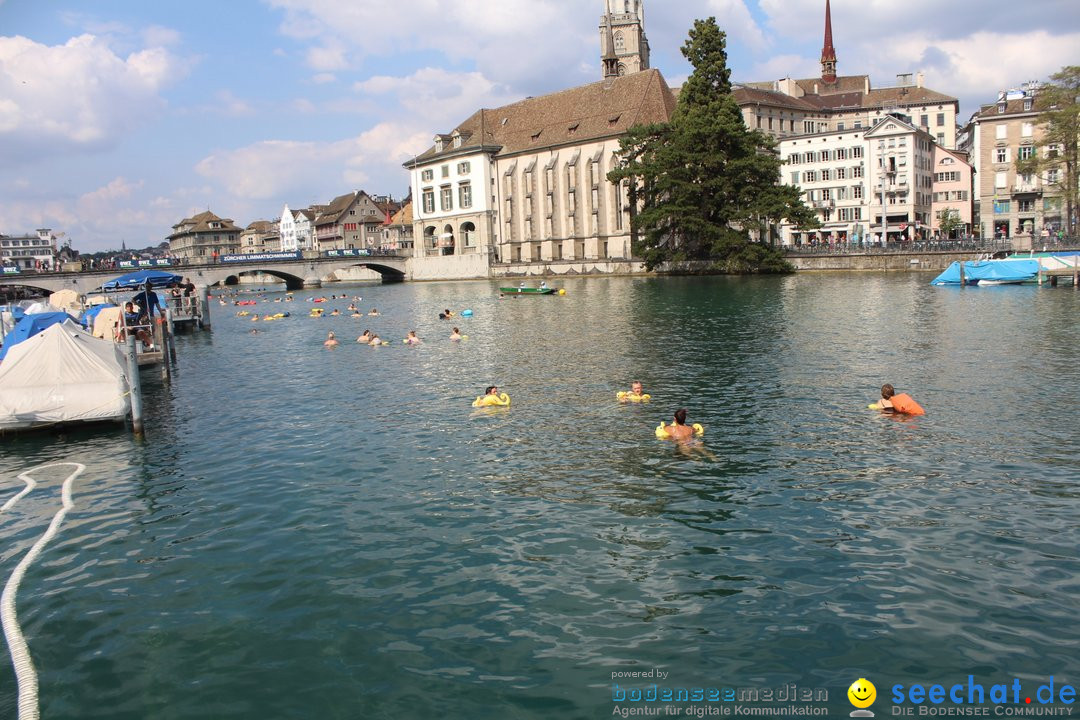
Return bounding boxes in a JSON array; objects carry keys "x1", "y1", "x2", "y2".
[
  {"x1": 820, "y1": 0, "x2": 837, "y2": 84},
  {"x1": 602, "y1": 13, "x2": 620, "y2": 79}
]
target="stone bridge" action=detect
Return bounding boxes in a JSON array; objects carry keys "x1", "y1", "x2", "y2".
[{"x1": 0, "y1": 254, "x2": 411, "y2": 295}]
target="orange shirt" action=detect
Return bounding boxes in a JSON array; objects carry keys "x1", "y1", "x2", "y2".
[{"x1": 890, "y1": 393, "x2": 925, "y2": 416}]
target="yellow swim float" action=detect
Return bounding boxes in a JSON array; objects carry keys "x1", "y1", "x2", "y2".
[
  {"x1": 655, "y1": 421, "x2": 704, "y2": 438},
  {"x1": 473, "y1": 393, "x2": 511, "y2": 408},
  {"x1": 617, "y1": 391, "x2": 651, "y2": 403}
]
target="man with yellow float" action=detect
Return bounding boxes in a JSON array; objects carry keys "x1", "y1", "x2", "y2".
[
  {"x1": 473, "y1": 385, "x2": 511, "y2": 407},
  {"x1": 617, "y1": 380, "x2": 651, "y2": 403}
]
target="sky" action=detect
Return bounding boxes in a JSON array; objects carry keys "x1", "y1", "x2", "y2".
[{"x1": 1, "y1": 0, "x2": 1078, "y2": 253}]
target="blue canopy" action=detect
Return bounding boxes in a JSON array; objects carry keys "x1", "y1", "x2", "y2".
[
  {"x1": 101, "y1": 269, "x2": 181, "y2": 291},
  {"x1": 931, "y1": 260, "x2": 1041, "y2": 286},
  {"x1": 80, "y1": 303, "x2": 117, "y2": 329},
  {"x1": 0, "y1": 312, "x2": 78, "y2": 361}
]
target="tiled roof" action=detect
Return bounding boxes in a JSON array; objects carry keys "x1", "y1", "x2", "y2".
[
  {"x1": 170, "y1": 210, "x2": 240, "y2": 236},
  {"x1": 976, "y1": 97, "x2": 1038, "y2": 119},
  {"x1": 313, "y1": 192, "x2": 357, "y2": 226},
  {"x1": 794, "y1": 74, "x2": 869, "y2": 96},
  {"x1": 734, "y1": 86, "x2": 818, "y2": 112},
  {"x1": 863, "y1": 86, "x2": 957, "y2": 108},
  {"x1": 412, "y1": 69, "x2": 677, "y2": 163},
  {"x1": 389, "y1": 201, "x2": 413, "y2": 227}
]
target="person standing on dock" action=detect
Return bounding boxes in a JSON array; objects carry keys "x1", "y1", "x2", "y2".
[{"x1": 133, "y1": 280, "x2": 165, "y2": 323}]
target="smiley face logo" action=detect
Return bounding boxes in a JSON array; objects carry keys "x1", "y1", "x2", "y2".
[{"x1": 848, "y1": 678, "x2": 877, "y2": 710}]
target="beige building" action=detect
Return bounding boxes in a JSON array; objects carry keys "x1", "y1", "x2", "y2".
[
  {"x1": 239, "y1": 220, "x2": 279, "y2": 254},
  {"x1": 312, "y1": 191, "x2": 386, "y2": 252},
  {"x1": 406, "y1": 69, "x2": 676, "y2": 266},
  {"x1": 738, "y1": 1, "x2": 959, "y2": 149},
  {"x1": 971, "y1": 85, "x2": 1063, "y2": 239},
  {"x1": 930, "y1": 146, "x2": 974, "y2": 237},
  {"x1": 168, "y1": 211, "x2": 241, "y2": 261},
  {"x1": 381, "y1": 201, "x2": 414, "y2": 253},
  {"x1": 866, "y1": 115, "x2": 935, "y2": 242}
]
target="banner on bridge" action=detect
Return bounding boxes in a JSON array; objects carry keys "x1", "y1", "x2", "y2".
[
  {"x1": 119, "y1": 259, "x2": 173, "y2": 269},
  {"x1": 2, "y1": 266, "x2": 19, "y2": 275},
  {"x1": 324, "y1": 249, "x2": 372, "y2": 257},
  {"x1": 222, "y1": 252, "x2": 301, "y2": 263}
]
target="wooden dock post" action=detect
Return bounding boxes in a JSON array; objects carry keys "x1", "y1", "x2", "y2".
[
  {"x1": 125, "y1": 335, "x2": 144, "y2": 438},
  {"x1": 199, "y1": 286, "x2": 212, "y2": 330},
  {"x1": 959, "y1": 261, "x2": 965, "y2": 286},
  {"x1": 1074, "y1": 257, "x2": 1079, "y2": 288}
]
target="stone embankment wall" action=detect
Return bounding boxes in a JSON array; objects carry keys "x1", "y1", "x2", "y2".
[
  {"x1": 786, "y1": 252, "x2": 973, "y2": 272},
  {"x1": 491, "y1": 259, "x2": 645, "y2": 277}
]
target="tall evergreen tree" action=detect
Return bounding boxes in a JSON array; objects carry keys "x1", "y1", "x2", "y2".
[
  {"x1": 1015, "y1": 66, "x2": 1080, "y2": 237},
  {"x1": 609, "y1": 17, "x2": 818, "y2": 272}
]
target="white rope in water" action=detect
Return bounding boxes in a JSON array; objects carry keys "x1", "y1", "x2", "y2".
[{"x1": 0, "y1": 462, "x2": 86, "y2": 720}]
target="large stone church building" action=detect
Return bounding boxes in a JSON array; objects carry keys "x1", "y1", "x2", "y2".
[{"x1": 405, "y1": 1, "x2": 670, "y2": 278}]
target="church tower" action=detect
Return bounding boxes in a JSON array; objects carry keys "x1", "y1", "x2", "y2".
[
  {"x1": 599, "y1": 0, "x2": 650, "y2": 78},
  {"x1": 820, "y1": 0, "x2": 838, "y2": 84}
]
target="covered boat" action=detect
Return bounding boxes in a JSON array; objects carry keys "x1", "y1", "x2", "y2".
[
  {"x1": 930, "y1": 260, "x2": 1041, "y2": 286},
  {"x1": 0, "y1": 321, "x2": 130, "y2": 431},
  {"x1": 0, "y1": 311, "x2": 78, "y2": 362}
]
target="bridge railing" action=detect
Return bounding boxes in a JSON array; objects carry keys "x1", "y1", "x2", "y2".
[{"x1": 783, "y1": 237, "x2": 1078, "y2": 256}]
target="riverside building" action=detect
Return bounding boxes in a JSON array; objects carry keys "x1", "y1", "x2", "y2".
[
  {"x1": 1, "y1": 229, "x2": 59, "y2": 271},
  {"x1": 969, "y1": 84, "x2": 1063, "y2": 240},
  {"x1": 404, "y1": 0, "x2": 675, "y2": 278}
]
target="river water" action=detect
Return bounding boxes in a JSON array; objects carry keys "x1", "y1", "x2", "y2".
[{"x1": 1, "y1": 274, "x2": 1078, "y2": 719}]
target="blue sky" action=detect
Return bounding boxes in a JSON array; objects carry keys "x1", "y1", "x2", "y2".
[{"x1": 1, "y1": 0, "x2": 1078, "y2": 252}]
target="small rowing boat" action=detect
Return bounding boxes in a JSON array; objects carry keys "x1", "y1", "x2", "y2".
[{"x1": 500, "y1": 287, "x2": 555, "y2": 295}]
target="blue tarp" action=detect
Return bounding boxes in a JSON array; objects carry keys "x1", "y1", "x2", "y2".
[
  {"x1": 100, "y1": 269, "x2": 181, "y2": 291},
  {"x1": 0, "y1": 312, "x2": 78, "y2": 361},
  {"x1": 931, "y1": 260, "x2": 1041, "y2": 285},
  {"x1": 80, "y1": 304, "x2": 116, "y2": 329}
]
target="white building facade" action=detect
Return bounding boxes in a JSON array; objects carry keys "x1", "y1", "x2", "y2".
[
  {"x1": 0, "y1": 229, "x2": 58, "y2": 271},
  {"x1": 780, "y1": 115, "x2": 939, "y2": 246}
]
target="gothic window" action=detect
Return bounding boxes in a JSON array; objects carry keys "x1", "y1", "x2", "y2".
[{"x1": 614, "y1": 31, "x2": 625, "y2": 52}]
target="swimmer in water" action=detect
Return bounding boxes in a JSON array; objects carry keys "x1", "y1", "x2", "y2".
[
  {"x1": 450, "y1": 327, "x2": 463, "y2": 341},
  {"x1": 622, "y1": 380, "x2": 647, "y2": 401},
  {"x1": 368, "y1": 334, "x2": 383, "y2": 346},
  {"x1": 357, "y1": 330, "x2": 372, "y2": 343},
  {"x1": 661, "y1": 408, "x2": 695, "y2": 442},
  {"x1": 324, "y1": 331, "x2": 339, "y2": 347},
  {"x1": 404, "y1": 330, "x2": 421, "y2": 345},
  {"x1": 368, "y1": 308, "x2": 380, "y2": 316}
]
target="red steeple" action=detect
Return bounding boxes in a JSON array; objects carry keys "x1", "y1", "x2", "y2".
[{"x1": 821, "y1": 0, "x2": 837, "y2": 84}]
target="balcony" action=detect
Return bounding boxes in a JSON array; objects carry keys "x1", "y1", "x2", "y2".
[{"x1": 1011, "y1": 185, "x2": 1042, "y2": 196}]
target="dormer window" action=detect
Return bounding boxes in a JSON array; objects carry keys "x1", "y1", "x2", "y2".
[
  {"x1": 1023, "y1": 99, "x2": 1033, "y2": 111},
  {"x1": 451, "y1": 132, "x2": 462, "y2": 149},
  {"x1": 997, "y1": 102, "x2": 1006, "y2": 114},
  {"x1": 434, "y1": 136, "x2": 445, "y2": 152}
]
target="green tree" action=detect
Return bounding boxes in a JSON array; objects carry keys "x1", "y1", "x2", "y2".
[
  {"x1": 935, "y1": 208, "x2": 963, "y2": 238},
  {"x1": 608, "y1": 17, "x2": 818, "y2": 273},
  {"x1": 1015, "y1": 65, "x2": 1079, "y2": 237}
]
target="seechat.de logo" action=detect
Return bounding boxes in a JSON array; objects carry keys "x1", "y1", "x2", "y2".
[{"x1": 849, "y1": 678, "x2": 877, "y2": 717}]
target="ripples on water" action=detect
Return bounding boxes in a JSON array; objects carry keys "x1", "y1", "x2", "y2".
[{"x1": 0, "y1": 275, "x2": 1078, "y2": 718}]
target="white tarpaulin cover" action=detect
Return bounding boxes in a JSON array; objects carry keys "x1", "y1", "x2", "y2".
[
  {"x1": 92, "y1": 307, "x2": 123, "y2": 340},
  {"x1": 0, "y1": 320, "x2": 130, "y2": 430},
  {"x1": 49, "y1": 288, "x2": 82, "y2": 311}
]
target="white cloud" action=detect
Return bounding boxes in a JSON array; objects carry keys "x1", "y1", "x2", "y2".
[
  {"x1": 355, "y1": 67, "x2": 519, "y2": 131},
  {"x1": 0, "y1": 34, "x2": 186, "y2": 164},
  {"x1": 214, "y1": 90, "x2": 256, "y2": 116},
  {"x1": 305, "y1": 39, "x2": 348, "y2": 72},
  {"x1": 142, "y1": 25, "x2": 181, "y2": 48},
  {"x1": 195, "y1": 139, "x2": 358, "y2": 200},
  {"x1": 311, "y1": 72, "x2": 336, "y2": 84}
]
